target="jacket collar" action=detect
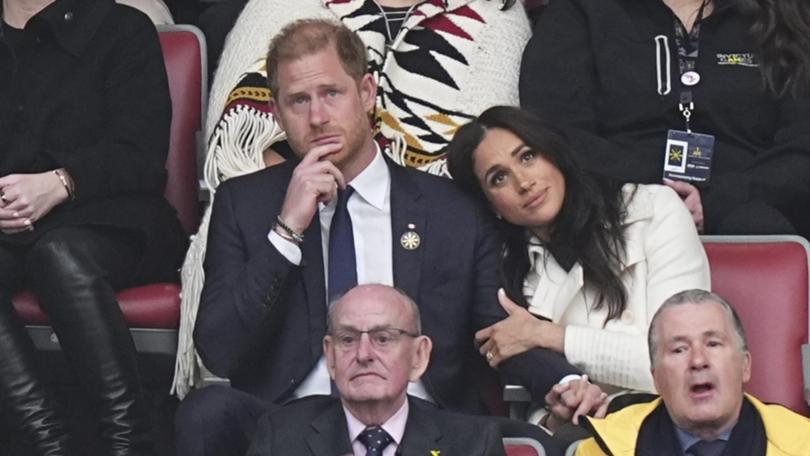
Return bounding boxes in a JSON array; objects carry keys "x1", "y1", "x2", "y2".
[
  {"x1": 746, "y1": 394, "x2": 810, "y2": 455},
  {"x1": 304, "y1": 396, "x2": 443, "y2": 456},
  {"x1": 583, "y1": 394, "x2": 804, "y2": 456},
  {"x1": 13, "y1": 0, "x2": 112, "y2": 57},
  {"x1": 388, "y1": 155, "x2": 425, "y2": 311},
  {"x1": 397, "y1": 397, "x2": 444, "y2": 456},
  {"x1": 307, "y1": 401, "x2": 354, "y2": 456}
]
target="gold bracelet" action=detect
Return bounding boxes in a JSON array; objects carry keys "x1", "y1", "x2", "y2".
[{"x1": 53, "y1": 169, "x2": 74, "y2": 201}]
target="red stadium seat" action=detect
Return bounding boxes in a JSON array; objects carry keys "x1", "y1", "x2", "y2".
[
  {"x1": 702, "y1": 235, "x2": 810, "y2": 416},
  {"x1": 504, "y1": 437, "x2": 547, "y2": 456},
  {"x1": 11, "y1": 24, "x2": 207, "y2": 356}
]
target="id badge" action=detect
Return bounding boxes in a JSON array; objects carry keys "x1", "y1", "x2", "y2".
[{"x1": 663, "y1": 129, "x2": 715, "y2": 183}]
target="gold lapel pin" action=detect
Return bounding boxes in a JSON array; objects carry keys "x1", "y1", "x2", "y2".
[{"x1": 400, "y1": 224, "x2": 420, "y2": 250}]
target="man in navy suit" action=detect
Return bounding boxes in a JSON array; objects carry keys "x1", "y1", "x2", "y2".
[
  {"x1": 247, "y1": 284, "x2": 507, "y2": 456},
  {"x1": 175, "y1": 18, "x2": 578, "y2": 456}
]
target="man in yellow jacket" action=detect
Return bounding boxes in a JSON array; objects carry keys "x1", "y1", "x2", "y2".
[{"x1": 575, "y1": 289, "x2": 810, "y2": 455}]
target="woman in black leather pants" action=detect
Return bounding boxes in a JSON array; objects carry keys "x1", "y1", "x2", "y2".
[{"x1": 0, "y1": 0, "x2": 187, "y2": 454}]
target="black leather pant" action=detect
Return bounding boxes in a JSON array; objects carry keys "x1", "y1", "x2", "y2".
[{"x1": 0, "y1": 227, "x2": 154, "y2": 455}]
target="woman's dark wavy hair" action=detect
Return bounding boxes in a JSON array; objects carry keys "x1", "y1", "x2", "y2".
[
  {"x1": 737, "y1": 0, "x2": 810, "y2": 98},
  {"x1": 447, "y1": 106, "x2": 629, "y2": 324}
]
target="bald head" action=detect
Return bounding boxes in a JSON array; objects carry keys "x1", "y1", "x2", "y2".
[{"x1": 327, "y1": 284, "x2": 422, "y2": 335}]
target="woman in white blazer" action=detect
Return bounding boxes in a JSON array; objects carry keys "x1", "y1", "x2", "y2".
[{"x1": 447, "y1": 106, "x2": 711, "y2": 426}]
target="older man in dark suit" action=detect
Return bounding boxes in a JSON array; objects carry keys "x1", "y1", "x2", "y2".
[
  {"x1": 247, "y1": 284, "x2": 506, "y2": 456},
  {"x1": 175, "y1": 18, "x2": 579, "y2": 456}
]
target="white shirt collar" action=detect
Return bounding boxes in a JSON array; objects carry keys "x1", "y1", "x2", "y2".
[
  {"x1": 346, "y1": 144, "x2": 389, "y2": 211},
  {"x1": 344, "y1": 398, "x2": 409, "y2": 447}
]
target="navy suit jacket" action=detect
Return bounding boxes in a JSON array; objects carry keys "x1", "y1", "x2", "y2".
[
  {"x1": 195, "y1": 158, "x2": 579, "y2": 412},
  {"x1": 246, "y1": 395, "x2": 507, "y2": 456}
]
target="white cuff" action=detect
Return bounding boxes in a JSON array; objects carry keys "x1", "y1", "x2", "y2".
[
  {"x1": 558, "y1": 374, "x2": 582, "y2": 385},
  {"x1": 268, "y1": 229, "x2": 302, "y2": 265}
]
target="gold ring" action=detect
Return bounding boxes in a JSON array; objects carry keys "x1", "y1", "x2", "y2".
[{"x1": 485, "y1": 351, "x2": 494, "y2": 362}]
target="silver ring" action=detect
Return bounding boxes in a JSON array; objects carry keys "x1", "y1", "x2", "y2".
[
  {"x1": 0, "y1": 192, "x2": 7, "y2": 204},
  {"x1": 485, "y1": 351, "x2": 494, "y2": 362},
  {"x1": 24, "y1": 218, "x2": 33, "y2": 232}
]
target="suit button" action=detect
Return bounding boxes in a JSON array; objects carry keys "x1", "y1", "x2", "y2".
[
  {"x1": 64, "y1": 11, "x2": 74, "y2": 22},
  {"x1": 15, "y1": 104, "x2": 23, "y2": 113}
]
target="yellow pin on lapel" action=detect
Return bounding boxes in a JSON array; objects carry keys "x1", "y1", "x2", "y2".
[
  {"x1": 430, "y1": 451, "x2": 441, "y2": 456},
  {"x1": 400, "y1": 223, "x2": 421, "y2": 250},
  {"x1": 400, "y1": 231, "x2": 420, "y2": 250}
]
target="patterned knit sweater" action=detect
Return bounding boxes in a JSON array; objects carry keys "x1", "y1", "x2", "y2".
[
  {"x1": 204, "y1": 0, "x2": 530, "y2": 182},
  {"x1": 172, "y1": 0, "x2": 531, "y2": 396}
]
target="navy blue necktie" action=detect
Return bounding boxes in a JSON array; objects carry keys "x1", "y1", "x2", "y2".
[
  {"x1": 358, "y1": 426, "x2": 393, "y2": 456},
  {"x1": 328, "y1": 186, "x2": 357, "y2": 302},
  {"x1": 687, "y1": 439, "x2": 725, "y2": 456}
]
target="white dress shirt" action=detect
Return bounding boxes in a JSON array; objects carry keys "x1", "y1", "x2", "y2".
[
  {"x1": 268, "y1": 147, "x2": 430, "y2": 400},
  {"x1": 345, "y1": 400, "x2": 409, "y2": 456}
]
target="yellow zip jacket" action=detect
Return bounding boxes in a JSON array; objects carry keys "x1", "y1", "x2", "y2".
[{"x1": 575, "y1": 394, "x2": 810, "y2": 456}]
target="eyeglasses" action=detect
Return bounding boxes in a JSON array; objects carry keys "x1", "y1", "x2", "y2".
[{"x1": 330, "y1": 327, "x2": 419, "y2": 350}]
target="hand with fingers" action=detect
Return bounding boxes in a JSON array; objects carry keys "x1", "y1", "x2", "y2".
[
  {"x1": 277, "y1": 142, "x2": 346, "y2": 235},
  {"x1": 476, "y1": 288, "x2": 565, "y2": 367},
  {"x1": 663, "y1": 178, "x2": 704, "y2": 233},
  {"x1": 543, "y1": 375, "x2": 609, "y2": 432},
  {"x1": 0, "y1": 170, "x2": 72, "y2": 234}
]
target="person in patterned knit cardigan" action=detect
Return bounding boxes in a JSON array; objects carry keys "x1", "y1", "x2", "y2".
[{"x1": 172, "y1": 0, "x2": 531, "y2": 399}]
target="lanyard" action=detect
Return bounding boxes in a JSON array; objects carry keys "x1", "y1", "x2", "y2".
[{"x1": 673, "y1": 1, "x2": 708, "y2": 132}]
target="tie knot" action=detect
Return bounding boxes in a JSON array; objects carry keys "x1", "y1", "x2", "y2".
[
  {"x1": 336, "y1": 186, "x2": 355, "y2": 209},
  {"x1": 358, "y1": 426, "x2": 393, "y2": 455},
  {"x1": 687, "y1": 439, "x2": 726, "y2": 456}
]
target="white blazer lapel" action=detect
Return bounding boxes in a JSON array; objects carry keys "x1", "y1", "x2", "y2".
[{"x1": 527, "y1": 251, "x2": 585, "y2": 322}]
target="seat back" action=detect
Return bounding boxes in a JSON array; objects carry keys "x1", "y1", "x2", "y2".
[
  {"x1": 157, "y1": 24, "x2": 207, "y2": 234},
  {"x1": 503, "y1": 437, "x2": 546, "y2": 456},
  {"x1": 702, "y1": 235, "x2": 810, "y2": 415}
]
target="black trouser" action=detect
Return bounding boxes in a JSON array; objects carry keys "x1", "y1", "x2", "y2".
[{"x1": 0, "y1": 226, "x2": 153, "y2": 456}]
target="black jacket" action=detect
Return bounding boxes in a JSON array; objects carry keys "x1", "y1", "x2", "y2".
[
  {"x1": 246, "y1": 395, "x2": 507, "y2": 456},
  {"x1": 0, "y1": 0, "x2": 186, "y2": 279},
  {"x1": 521, "y1": 0, "x2": 810, "y2": 236}
]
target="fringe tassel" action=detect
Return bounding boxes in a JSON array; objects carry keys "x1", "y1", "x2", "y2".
[
  {"x1": 171, "y1": 105, "x2": 284, "y2": 398},
  {"x1": 171, "y1": 207, "x2": 211, "y2": 398},
  {"x1": 204, "y1": 105, "x2": 286, "y2": 191}
]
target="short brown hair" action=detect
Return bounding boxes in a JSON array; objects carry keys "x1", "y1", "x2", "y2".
[{"x1": 265, "y1": 18, "x2": 368, "y2": 96}]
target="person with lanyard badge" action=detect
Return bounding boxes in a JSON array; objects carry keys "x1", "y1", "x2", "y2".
[
  {"x1": 520, "y1": 0, "x2": 810, "y2": 238},
  {"x1": 662, "y1": 0, "x2": 715, "y2": 233}
]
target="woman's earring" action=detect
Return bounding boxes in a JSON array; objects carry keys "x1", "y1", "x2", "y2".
[{"x1": 495, "y1": 213, "x2": 502, "y2": 220}]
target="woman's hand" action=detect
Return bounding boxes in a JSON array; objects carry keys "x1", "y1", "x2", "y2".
[
  {"x1": 0, "y1": 171, "x2": 71, "y2": 233},
  {"x1": 476, "y1": 289, "x2": 565, "y2": 367},
  {"x1": 544, "y1": 375, "x2": 609, "y2": 431},
  {"x1": 663, "y1": 178, "x2": 704, "y2": 233}
]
